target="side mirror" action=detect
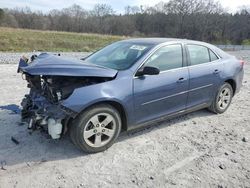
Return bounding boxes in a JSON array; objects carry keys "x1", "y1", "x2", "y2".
[{"x1": 135, "y1": 66, "x2": 160, "y2": 77}]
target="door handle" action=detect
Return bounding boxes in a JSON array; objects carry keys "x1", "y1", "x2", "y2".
[
  {"x1": 177, "y1": 77, "x2": 185, "y2": 83},
  {"x1": 213, "y1": 69, "x2": 221, "y2": 74}
]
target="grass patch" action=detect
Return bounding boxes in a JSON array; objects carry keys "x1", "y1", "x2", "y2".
[
  {"x1": 0, "y1": 27, "x2": 127, "y2": 52},
  {"x1": 242, "y1": 39, "x2": 250, "y2": 45}
]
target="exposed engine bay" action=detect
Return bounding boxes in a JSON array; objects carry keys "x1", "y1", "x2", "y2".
[{"x1": 18, "y1": 53, "x2": 115, "y2": 139}]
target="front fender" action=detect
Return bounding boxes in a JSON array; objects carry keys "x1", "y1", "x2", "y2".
[{"x1": 61, "y1": 77, "x2": 134, "y2": 124}]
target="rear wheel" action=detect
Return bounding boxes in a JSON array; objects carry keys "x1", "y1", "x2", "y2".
[
  {"x1": 208, "y1": 83, "x2": 233, "y2": 114},
  {"x1": 70, "y1": 104, "x2": 121, "y2": 153}
]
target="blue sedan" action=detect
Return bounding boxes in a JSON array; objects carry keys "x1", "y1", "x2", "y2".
[{"x1": 18, "y1": 38, "x2": 244, "y2": 153}]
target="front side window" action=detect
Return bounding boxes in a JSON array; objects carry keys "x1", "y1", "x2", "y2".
[
  {"x1": 85, "y1": 42, "x2": 153, "y2": 70},
  {"x1": 187, "y1": 45, "x2": 210, "y2": 65},
  {"x1": 144, "y1": 44, "x2": 183, "y2": 71}
]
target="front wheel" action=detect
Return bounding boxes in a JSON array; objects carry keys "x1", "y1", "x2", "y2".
[
  {"x1": 70, "y1": 104, "x2": 121, "y2": 153},
  {"x1": 208, "y1": 83, "x2": 233, "y2": 114}
]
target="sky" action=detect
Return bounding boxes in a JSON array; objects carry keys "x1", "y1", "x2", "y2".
[{"x1": 0, "y1": 0, "x2": 249, "y2": 13}]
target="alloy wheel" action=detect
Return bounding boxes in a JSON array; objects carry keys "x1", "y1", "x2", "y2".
[
  {"x1": 217, "y1": 87, "x2": 231, "y2": 110},
  {"x1": 83, "y1": 113, "x2": 116, "y2": 148}
]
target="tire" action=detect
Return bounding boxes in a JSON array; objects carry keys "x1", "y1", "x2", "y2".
[
  {"x1": 69, "y1": 118, "x2": 80, "y2": 149},
  {"x1": 208, "y1": 83, "x2": 233, "y2": 114},
  {"x1": 70, "y1": 104, "x2": 121, "y2": 153}
]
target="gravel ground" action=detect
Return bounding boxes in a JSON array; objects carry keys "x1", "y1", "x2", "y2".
[
  {"x1": 0, "y1": 52, "x2": 91, "y2": 64},
  {"x1": 0, "y1": 51, "x2": 249, "y2": 188}
]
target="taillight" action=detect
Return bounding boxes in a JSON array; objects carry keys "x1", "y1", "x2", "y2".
[{"x1": 239, "y1": 60, "x2": 245, "y2": 67}]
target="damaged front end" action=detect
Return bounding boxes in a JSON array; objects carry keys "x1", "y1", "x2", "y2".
[
  {"x1": 20, "y1": 74, "x2": 79, "y2": 139},
  {"x1": 18, "y1": 53, "x2": 117, "y2": 139}
]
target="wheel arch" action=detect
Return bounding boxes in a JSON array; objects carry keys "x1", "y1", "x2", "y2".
[{"x1": 224, "y1": 79, "x2": 236, "y2": 95}]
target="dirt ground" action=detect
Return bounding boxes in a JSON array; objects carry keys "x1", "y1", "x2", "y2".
[{"x1": 0, "y1": 51, "x2": 249, "y2": 188}]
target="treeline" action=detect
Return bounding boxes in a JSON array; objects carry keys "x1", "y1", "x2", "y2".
[{"x1": 0, "y1": 0, "x2": 250, "y2": 44}]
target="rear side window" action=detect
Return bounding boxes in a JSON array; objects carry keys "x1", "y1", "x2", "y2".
[
  {"x1": 187, "y1": 45, "x2": 210, "y2": 65},
  {"x1": 209, "y1": 49, "x2": 219, "y2": 61},
  {"x1": 145, "y1": 44, "x2": 183, "y2": 71}
]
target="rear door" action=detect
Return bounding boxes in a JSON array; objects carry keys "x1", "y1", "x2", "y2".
[
  {"x1": 186, "y1": 44, "x2": 224, "y2": 108},
  {"x1": 133, "y1": 44, "x2": 189, "y2": 124}
]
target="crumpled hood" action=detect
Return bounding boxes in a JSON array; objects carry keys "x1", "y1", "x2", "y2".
[{"x1": 18, "y1": 53, "x2": 118, "y2": 77}]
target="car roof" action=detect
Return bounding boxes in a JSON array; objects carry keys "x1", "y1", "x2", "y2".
[
  {"x1": 120, "y1": 38, "x2": 197, "y2": 45},
  {"x1": 120, "y1": 38, "x2": 230, "y2": 58},
  {"x1": 121, "y1": 38, "x2": 181, "y2": 45},
  {"x1": 120, "y1": 38, "x2": 217, "y2": 47}
]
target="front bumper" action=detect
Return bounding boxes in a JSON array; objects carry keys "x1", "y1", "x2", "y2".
[{"x1": 21, "y1": 91, "x2": 77, "y2": 139}]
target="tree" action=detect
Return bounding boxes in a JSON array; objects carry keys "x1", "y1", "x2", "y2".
[
  {"x1": 1, "y1": 2, "x2": 249, "y2": 44},
  {"x1": 124, "y1": 6, "x2": 140, "y2": 15},
  {"x1": 0, "y1": 8, "x2": 4, "y2": 22},
  {"x1": 91, "y1": 4, "x2": 114, "y2": 17}
]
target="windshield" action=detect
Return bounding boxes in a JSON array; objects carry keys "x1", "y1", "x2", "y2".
[{"x1": 85, "y1": 42, "x2": 153, "y2": 70}]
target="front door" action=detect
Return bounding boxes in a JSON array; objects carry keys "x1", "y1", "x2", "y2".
[{"x1": 133, "y1": 44, "x2": 189, "y2": 125}]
